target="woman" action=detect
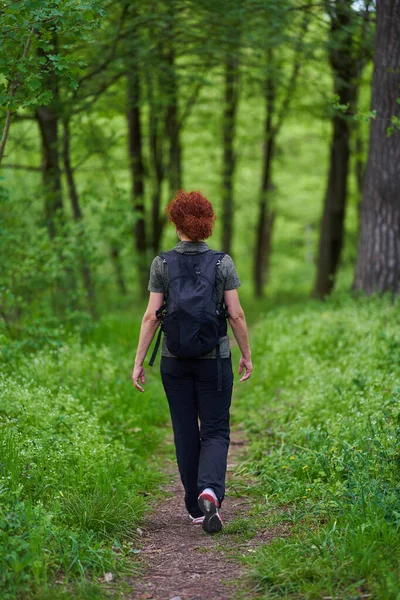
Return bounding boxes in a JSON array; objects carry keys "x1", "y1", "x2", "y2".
[{"x1": 132, "y1": 190, "x2": 252, "y2": 534}]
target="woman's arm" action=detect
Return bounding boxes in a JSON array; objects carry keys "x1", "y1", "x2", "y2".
[
  {"x1": 224, "y1": 289, "x2": 253, "y2": 382},
  {"x1": 132, "y1": 292, "x2": 164, "y2": 392}
]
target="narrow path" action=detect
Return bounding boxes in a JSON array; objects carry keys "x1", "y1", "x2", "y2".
[{"x1": 124, "y1": 431, "x2": 260, "y2": 600}]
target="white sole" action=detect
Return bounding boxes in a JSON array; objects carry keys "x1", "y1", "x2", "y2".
[{"x1": 188, "y1": 514, "x2": 205, "y2": 525}]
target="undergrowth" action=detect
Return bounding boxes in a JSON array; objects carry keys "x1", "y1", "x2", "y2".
[
  {"x1": 234, "y1": 294, "x2": 400, "y2": 599},
  {"x1": 0, "y1": 313, "x2": 169, "y2": 599}
]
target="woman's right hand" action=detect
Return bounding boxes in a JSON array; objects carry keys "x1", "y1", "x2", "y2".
[
  {"x1": 238, "y1": 356, "x2": 253, "y2": 382},
  {"x1": 132, "y1": 364, "x2": 146, "y2": 392}
]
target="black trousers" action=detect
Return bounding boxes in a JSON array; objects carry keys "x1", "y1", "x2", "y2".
[{"x1": 160, "y1": 356, "x2": 234, "y2": 518}]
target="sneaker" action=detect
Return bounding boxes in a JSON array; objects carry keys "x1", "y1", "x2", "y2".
[
  {"x1": 198, "y1": 488, "x2": 223, "y2": 534},
  {"x1": 188, "y1": 513, "x2": 205, "y2": 525}
]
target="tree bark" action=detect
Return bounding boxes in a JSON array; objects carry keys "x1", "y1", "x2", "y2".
[
  {"x1": 148, "y1": 76, "x2": 165, "y2": 254},
  {"x1": 36, "y1": 34, "x2": 63, "y2": 238},
  {"x1": 165, "y1": 46, "x2": 182, "y2": 197},
  {"x1": 127, "y1": 69, "x2": 148, "y2": 293},
  {"x1": 254, "y1": 59, "x2": 276, "y2": 298},
  {"x1": 164, "y1": 0, "x2": 182, "y2": 197},
  {"x1": 354, "y1": 110, "x2": 366, "y2": 201},
  {"x1": 62, "y1": 118, "x2": 98, "y2": 318},
  {"x1": 221, "y1": 53, "x2": 239, "y2": 255},
  {"x1": 312, "y1": 91, "x2": 355, "y2": 298},
  {"x1": 110, "y1": 244, "x2": 127, "y2": 296},
  {"x1": 313, "y1": 0, "x2": 358, "y2": 298},
  {"x1": 353, "y1": 0, "x2": 400, "y2": 294},
  {"x1": 62, "y1": 119, "x2": 83, "y2": 222}
]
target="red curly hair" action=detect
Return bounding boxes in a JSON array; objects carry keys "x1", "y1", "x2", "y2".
[{"x1": 166, "y1": 190, "x2": 215, "y2": 241}]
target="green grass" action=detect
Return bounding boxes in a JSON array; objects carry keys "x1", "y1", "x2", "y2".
[
  {"x1": 233, "y1": 294, "x2": 400, "y2": 599},
  {"x1": 0, "y1": 312, "x2": 170, "y2": 599}
]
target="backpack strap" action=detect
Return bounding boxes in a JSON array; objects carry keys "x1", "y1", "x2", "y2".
[
  {"x1": 149, "y1": 327, "x2": 162, "y2": 366},
  {"x1": 149, "y1": 256, "x2": 167, "y2": 367},
  {"x1": 215, "y1": 253, "x2": 226, "y2": 310},
  {"x1": 214, "y1": 253, "x2": 225, "y2": 392},
  {"x1": 148, "y1": 300, "x2": 167, "y2": 366},
  {"x1": 214, "y1": 253, "x2": 229, "y2": 336}
]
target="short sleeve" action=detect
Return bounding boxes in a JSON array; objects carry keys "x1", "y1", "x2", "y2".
[
  {"x1": 220, "y1": 254, "x2": 241, "y2": 291},
  {"x1": 147, "y1": 256, "x2": 165, "y2": 293}
]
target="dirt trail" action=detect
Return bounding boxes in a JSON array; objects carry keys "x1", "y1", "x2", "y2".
[{"x1": 124, "y1": 432, "x2": 262, "y2": 600}]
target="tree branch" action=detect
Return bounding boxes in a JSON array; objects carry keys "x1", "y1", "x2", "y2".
[
  {"x1": 13, "y1": 113, "x2": 36, "y2": 121},
  {"x1": 75, "y1": 3, "x2": 129, "y2": 92},
  {"x1": 1, "y1": 163, "x2": 43, "y2": 172},
  {"x1": 73, "y1": 71, "x2": 125, "y2": 114},
  {"x1": 289, "y1": 2, "x2": 327, "y2": 10},
  {"x1": 177, "y1": 78, "x2": 205, "y2": 131},
  {"x1": 0, "y1": 0, "x2": 25, "y2": 12},
  {"x1": 274, "y1": 11, "x2": 311, "y2": 137},
  {"x1": 0, "y1": 27, "x2": 35, "y2": 165}
]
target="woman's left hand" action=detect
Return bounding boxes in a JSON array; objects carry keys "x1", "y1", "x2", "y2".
[{"x1": 132, "y1": 365, "x2": 146, "y2": 392}]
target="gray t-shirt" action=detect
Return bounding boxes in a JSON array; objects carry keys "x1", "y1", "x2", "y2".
[{"x1": 147, "y1": 240, "x2": 241, "y2": 358}]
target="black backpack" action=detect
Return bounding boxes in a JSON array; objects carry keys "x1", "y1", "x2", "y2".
[{"x1": 149, "y1": 249, "x2": 227, "y2": 388}]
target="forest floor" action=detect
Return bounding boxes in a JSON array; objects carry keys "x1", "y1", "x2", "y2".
[{"x1": 122, "y1": 429, "x2": 276, "y2": 600}]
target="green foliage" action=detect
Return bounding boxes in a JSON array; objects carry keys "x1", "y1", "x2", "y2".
[
  {"x1": 331, "y1": 93, "x2": 377, "y2": 123},
  {"x1": 0, "y1": 316, "x2": 169, "y2": 598},
  {"x1": 330, "y1": 93, "x2": 350, "y2": 113},
  {"x1": 0, "y1": 183, "x2": 99, "y2": 340},
  {"x1": 0, "y1": 0, "x2": 106, "y2": 114},
  {"x1": 387, "y1": 114, "x2": 400, "y2": 137},
  {"x1": 235, "y1": 295, "x2": 400, "y2": 598}
]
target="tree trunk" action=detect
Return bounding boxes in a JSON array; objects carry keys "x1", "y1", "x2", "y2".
[
  {"x1": 354, "y1": 119, "x2": 365, "y2": 200},
  {"x1": 127, "y1": 69, "x2": 148, "y2": 293},
  {"x1": 313, "y1": 1, "x2": 358, "y2": 298},
  {"x1": 36, "y1": 33, "x2": 78, "y2": 314},
  {"x1": 110, "y1": 244, "x2": 127, "y2": 296},
  {"x1": 151, "y1": 179, "x2": 163, "y2": 253},
  {"x1": 165, "y1": 46, "x2": 182, "y2": 197},
  {"x1": 254, "y1": 195, "x2": 275, "y2": 298},
  {"x1": 36, "y1": 36, "x2": 63, "y2": 238},
  {"x1": 221, "y1": 53, "x2": 239, "y2": 255},
  {"x1": 148, "y1": 79, "x2": 165, "y2": 254},
  {"x1": 164, "y1": 0, "x2": 182, "y2": 198},
  {"x1": 312, "y1": 96, "x2": 354, "y2": 298},
  {"x1": 254, "y1": 58, "x2": 276, "y2": 298},
  {"x1": 62, "y1": 118, "x2": 97, "y2": 318},
  {"x1": 353, "y1": 0, "x2": 400, "y2": 294}
]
